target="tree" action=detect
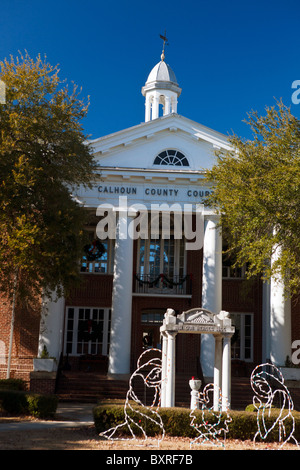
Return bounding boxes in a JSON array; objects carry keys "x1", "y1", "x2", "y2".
[
  {"x1": 205, "y1": 101, "x2": 300, "y2": 296},
  {"x1": 0, "y1": 53, "x2": 96, "y2": 376}
]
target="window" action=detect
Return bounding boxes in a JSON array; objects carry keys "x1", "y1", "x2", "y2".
[
  {"x1": 136, "y1": 236, "x2": 190, "y2": 294},
  {"x1": 141, "y1": 310, "x2": 165, "y2": 324},
  {"x1": 81, "y1": 229, "x2": 114, "y2": 274},
  {"x1": 141, "y1": 309, "x2": 165, "y2": 350},
  {"x1": 154, "y1": 149, "x2": 189, "y2": 167},
  {"x1": 139, "y1": 237, "x2": 185, "y2": 278},
  {"x1": 231, "y1": 313, "x2": 253, "y2": 362},
  {"x1": 222, "y1": 246, "x2": 247, "y2": 278},
  {"x1": 64, "y1": 307, "x2": 111, "y2": 356}
]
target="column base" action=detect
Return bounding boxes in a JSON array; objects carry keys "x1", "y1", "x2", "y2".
[{"x1": 107, "y1": 372, "x2": 131, "y2": 381}]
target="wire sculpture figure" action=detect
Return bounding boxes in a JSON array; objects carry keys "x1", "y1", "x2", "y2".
[
  {"x1": 100, "y1": 348, "x2": 165, "y2": 446},
  {"x1": 189, "y1": 383, "x2": 232, "y2": 448},
  {"x1": 250, "y1": 363, "x2": 299, "y2": 449}
]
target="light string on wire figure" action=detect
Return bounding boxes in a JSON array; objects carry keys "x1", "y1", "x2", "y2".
[
  {"x1": 189, "y1": 383, "x2": 232, "y2": 449},
  {"x1": 250, "y1": 363, "x2": 299, "y2": 449},
  {"x1": 100, "y1": 348, "x2": 165, "y2": 446}
]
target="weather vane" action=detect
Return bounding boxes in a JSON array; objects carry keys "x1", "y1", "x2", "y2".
[{"x1": 159, "y1": 30, "x2": 168, "y2": 61}]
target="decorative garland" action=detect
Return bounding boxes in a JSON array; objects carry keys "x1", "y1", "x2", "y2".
[
  {"x1": 83, "y1": 240, "x2": 106, "y2": 261},
  {"x1": 135, "y1": 273, "x2": 191, "y2": 288}
]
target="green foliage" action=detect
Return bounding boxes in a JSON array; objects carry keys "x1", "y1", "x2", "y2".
[
  {"x1": 93, "y1": 403, "x2": 300, "y2": 443},
  {"x1": 26, "y1": 394, "x2": 58, "y2": 419},
  {"x1": 0, "y1": 388, "x2": 58, "y2": 418},
  {"x1": 206, "y1": 101, "x2": 300, "y2": 295},
  {"x1": 0, "y1": 52, "x2": 96, "y2": 304},
  {"x1": 0, "y1": 390, "x2": 28, "y2": 414},
  {"x1": 0, "y1": 378, "x2": 26, "y2": 390}
]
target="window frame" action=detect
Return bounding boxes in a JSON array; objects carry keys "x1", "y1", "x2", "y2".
[
  {"x1": 64, "y1": 306, "x2": 111, "y2": 357},
  {"x1": 231, "y1": 312, "x2": 254, "y2": 362},
  {"x1": 80, "y1": 228, "x2": 115, "y2": 274},
  {"x1": 153, "y1": 149, "x2": 189, "y2": 167}
]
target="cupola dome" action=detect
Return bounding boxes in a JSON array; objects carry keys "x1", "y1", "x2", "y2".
[{"x1": 141, "y1": 53, "x2": 182, "y2": 122}]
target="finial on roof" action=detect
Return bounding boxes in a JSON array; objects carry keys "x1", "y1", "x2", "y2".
[{"x1": 159, "y1": 30, "x2": 168, "y2": 61}]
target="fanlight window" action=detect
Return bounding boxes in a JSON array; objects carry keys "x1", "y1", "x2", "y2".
[{"x1": 154, "y1": 149, "x2": 189, "y2": 167}]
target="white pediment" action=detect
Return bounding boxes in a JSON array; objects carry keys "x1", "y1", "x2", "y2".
[
  {"x1": 161, "y1": 307, "x2": 235, "y2": 335},
  {"x1": 88, "y1": 114, "x2": 231, "y2": 173},
  {"x1": 178, "y1": 308, "x2": 215, "y2": 325}
]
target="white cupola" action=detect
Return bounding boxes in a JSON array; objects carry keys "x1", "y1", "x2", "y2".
[{"x1": 141, "y1": 47, "x2": 182, "y2": 122}]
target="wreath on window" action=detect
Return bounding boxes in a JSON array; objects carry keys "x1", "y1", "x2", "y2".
[
  {"x1": 78, "y1": 320, "x2": 103, "y2": 342},
  {"x1": 83, "y1": 240, "x2": 106, "y2": 261}
]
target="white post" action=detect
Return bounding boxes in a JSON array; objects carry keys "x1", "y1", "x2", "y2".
[
  {"x1": 270, "y1": 276, "x2": 291, "y2": 366},
  {"x1": 108, "y1": 209, "x2": 135, "y2": 377},
  {"x1": 189, "y1": 378, "x2": 201, "y2": 410},
  {"x1": 160, "y1": 332, "x2": 168, "y2": 407},
  {"x1": 38, "y1": 293, "x2": 65, "y2": 361},
  {"x1": 269, "y1": 241, "x2": 292, "y2": 366},
  {"x1": 152, "y1": 94, "x2": 159, "y2": 120},
  {"x1": 164, "y1": 95, "x2": 171, "y2": 115},
  {"x1": 165, "y1": 331, "x2": 177, "y2": 407},
  {"x1": 213, "y1": 335, "x2": 222, "y2": 411},
  {"x1": 222, "y1": 334, "x2": 232, "y2": 411},
  {"x1": 145, "y1": 94, "x2": 151, "y2": 122},
  {"x1": 201, "y1": 215, "x2": 222, "y2": 379}
]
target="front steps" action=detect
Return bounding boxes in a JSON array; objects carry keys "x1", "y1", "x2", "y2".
[
  {"x1": 56, "y1": 370, "x2": 254, "y2": 409},
  {"x1": 56, "y1": 371, "x2": 129, "y2": 403}
]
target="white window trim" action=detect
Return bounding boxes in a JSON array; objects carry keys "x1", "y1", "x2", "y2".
[
  {"x1": 137, "y1": 237, "x2": 186, "y2": 277},
  {"x1": 231, "y1": 312, "x2": 254, "y2": 362},
  {"x1": 64, "y1": 306, "x2": 111, "y2": 356}
]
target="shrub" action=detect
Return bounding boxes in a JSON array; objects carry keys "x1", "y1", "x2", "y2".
[
  {"x1": 0, "y1": 390, "x2": 28, "y2": 414},
  {"x1": 26, "y1": 394, "x2": 58, "y2": 419},
  {"x1": 0, "y1": 389, "x2": 58, "y2": 419},
  {"x1": 0, "y1": 378, "x2": 26, "y2": 391},
  {"x1": 93, "y1": 403, "x2": 300, "y2": 443}
]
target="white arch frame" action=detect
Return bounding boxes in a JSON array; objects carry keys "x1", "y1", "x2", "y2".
[{"x1": 160, "y1": 308, "x2": 235, "y2": 411}]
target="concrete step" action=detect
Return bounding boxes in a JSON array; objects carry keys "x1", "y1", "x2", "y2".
[{"x1": 56, "y1": 371, "x2": 254, "y2": 410}]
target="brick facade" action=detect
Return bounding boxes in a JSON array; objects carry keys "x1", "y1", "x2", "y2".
[{"x1": 0, "y1": 292, "x2": 40, "y2": 385}]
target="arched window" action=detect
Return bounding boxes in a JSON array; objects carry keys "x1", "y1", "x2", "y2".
[{"x1": 153, "y1": 149, "x2": 189, "y2": 167}]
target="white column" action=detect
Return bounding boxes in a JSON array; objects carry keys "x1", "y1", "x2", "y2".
[
  {"x1": 270, "y1": 276, "x2": 291, "y2": 366},
  {"x1": 164, "y1": 96, "x2": 171, "y2": 115},
  {"x1": 152, "y1": 94, "x2": 159, "y2": 120},
  {"x1": 38, "y1": 293, "x2": 65, "y2": 361},
  {"x1": 171, "y1": 96, "x2": 178, "y2": 113},
  {"x1": 165, "y1": 331, "x2": 177, "y2": 407},
  {"x1": 213, "y1": 335, "x2": 222, "y2": 411},
  {"x1": 160, "y1": 332, "x2": 168, "y2": 407},
  {"x1": 222, "y1": 334, "x2": 232, "y2": 411},
  {"x1": 145, "y1": 94, "x2": 151, "y2": 122},
  {"x1": 108, "y1": 210, "x2": 135, "y2": 377},
  {"x1": 201, "y1": 215, "x2": 222, "y2": 379},
  {"x1": 262, "y1": 280, "x2": 271, "y2": 362}
]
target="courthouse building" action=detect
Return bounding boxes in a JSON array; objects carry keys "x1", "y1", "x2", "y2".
[{"x1": 1, "y1": 48, "x2": 299, "y2": 401}]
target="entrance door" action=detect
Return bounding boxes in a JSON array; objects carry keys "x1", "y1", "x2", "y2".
[{"x1": 64, "y1": 307, "x2": 111, "y2": 356}]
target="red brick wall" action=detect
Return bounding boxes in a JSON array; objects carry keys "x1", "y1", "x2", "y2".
[
  {"x1": 223, "y1": 278, "x2": 263, "y2": 368},
  {"x1": 0, "y1": 292, "x2": 40, "y2": 383}
]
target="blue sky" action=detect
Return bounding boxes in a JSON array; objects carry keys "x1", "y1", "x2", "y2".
[{"x1": 1, "y1": 0, "x2": 300, "y2": 140}]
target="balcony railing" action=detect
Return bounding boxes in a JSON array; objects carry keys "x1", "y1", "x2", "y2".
[{"x1": 134, "y1": 273, "x2": 192, "y2": 295}]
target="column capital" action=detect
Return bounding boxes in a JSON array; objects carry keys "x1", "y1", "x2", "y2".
[
  {"x1": 203, "y1": 212, "x2": 221, "y2": 222},
  {"x1": 166, "y1": 330, "x2": 178, "y2": 338}
]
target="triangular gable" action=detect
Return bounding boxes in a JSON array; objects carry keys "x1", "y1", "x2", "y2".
[{"x1": 89, "y1": 113, "x2": 231, "y2": 155}]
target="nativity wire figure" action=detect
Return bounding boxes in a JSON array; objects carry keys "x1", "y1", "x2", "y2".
[
  {"x1": 250, "y1": 363, "x2": 299, "y2": 449},
  {"x1": 100, "y1": 348, "x2": 165, "y2": 446},
  {"x1": 189, "y1": 383, "x2": 232, "y2": 449}
]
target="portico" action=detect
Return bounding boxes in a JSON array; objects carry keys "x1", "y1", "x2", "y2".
[{"x1": 160, "y1": 308, "x2": 234, "y2": 411}]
